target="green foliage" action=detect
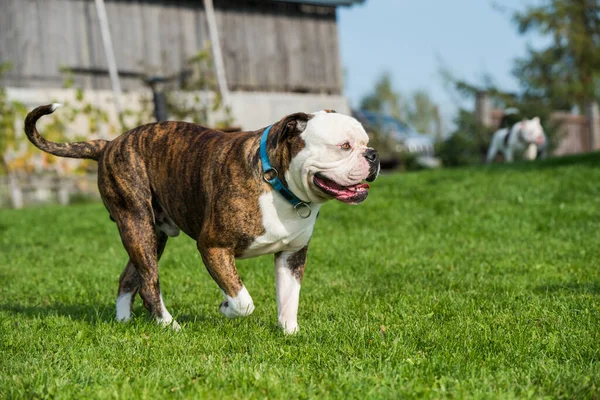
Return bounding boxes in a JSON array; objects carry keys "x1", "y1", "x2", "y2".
[
  {"x1": 2, "y1": 155, "x2": 600, "y2": 397},
  {"x1": 396, "y1": 150, "x2": 423, "y2": 172},
  {"x1": 360, "y1": 73, "x2": 439, "y2": 135},
  {"x1": 0, "y1": 65, "x2": 152, "y2": 175},
  {"x1": 510, "y1": 0, "x2": 600, "y2": 109},
  {"x1": 436, "y1": 109, "x2": 496, "y2": 167},
  {"x1": 360, "y1": 72, "x2": 404, "y2": 120},
  {"x1": 405, "y1": 90, "x2": 440, "y2": 136},
  {"x1": 166, "y1": 43, "x2": 236, "y2": 129},
  {"x1": 0, "y1": 63, "x2": 34, "y2": 173}
]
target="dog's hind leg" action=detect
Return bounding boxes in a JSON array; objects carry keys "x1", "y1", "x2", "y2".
[
  {"x1": 486, "y1": 136, "x2": 499, "y2": 164},
  {"x1": 116, "y1": 261, "x2": 139, "y2": 322},
  {"x1": 113, "y1": 209, "x2": 180, "y2": 330},
  {"x1": 101, "y1": 180, "x2": 178, "y2": 328},
  {"x1": 504, "y1": 148, "x2": 514, "y2": 163},
  {"x1": 116, "y1": 231, "x2": 169, "y2": 322},
  {"x1": 99, "y1": 140, "x2": 179, "y2": 329}
]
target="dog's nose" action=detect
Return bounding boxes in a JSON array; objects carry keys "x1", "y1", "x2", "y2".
[{"x1": 364, "y1": 148, "x2": 379, "y2": 164}]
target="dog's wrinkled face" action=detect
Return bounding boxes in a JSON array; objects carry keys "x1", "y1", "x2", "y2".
[
  {"x1": 520, "y1": 117, "x2": 546, "y2": 145},
  {"x1": 283, "y1": 110, "x2": 380, "y2": 205}
]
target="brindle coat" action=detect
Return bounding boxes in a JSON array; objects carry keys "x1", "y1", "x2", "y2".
[{"x1": 24, "y1": 105, "x2": 311, "y2": 321}]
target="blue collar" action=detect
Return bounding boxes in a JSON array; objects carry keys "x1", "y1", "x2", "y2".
[{"x1": 260, "y1": 125, "x2": 312, "y2": 218}]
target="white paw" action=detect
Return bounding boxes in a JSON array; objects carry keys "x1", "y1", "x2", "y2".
[
  {"x1": 116, "y1": 315, "x2": 131, "y2": 323},
  {"x1": 170, "y1": 320, "x2": 182, "y2": 331},
  {"x1": 219, "y1": 300, "x2": 255, "y2": 319},
  {"x1": 157, "y1": 315, "x2": 181, "y2": 331},
  {"x1": 219, "y1": 286, "x2": 255, "y2": 318},
  {"x1": 116, "y1": 293, "x2": 133, "y2": 322},
  {"x1": 279, "y1": 320, "x2": 299, "y2": 335}
]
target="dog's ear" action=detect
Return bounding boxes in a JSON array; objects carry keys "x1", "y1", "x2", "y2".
[
  {"x1": 277, "y1": 112, "x2": 312, "y2": 143},
  {"x1": 519, "y1": 118, "x2": 528, "y2": 129}
]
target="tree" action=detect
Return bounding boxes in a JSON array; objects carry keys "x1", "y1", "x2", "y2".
[
  {"x1": 359, "y1": 73, "x2": 403, "y2": 120},
  {"x1": 406, "y1": 90, "x2": 440, "y2": 136},
  {"x1": 510, "y1": 0, "x2": 600, "y2": 110},
  {"x1": 436, "y1": 108, "x2": 495, "y2": 167},
  {"x1": 359, "y1": 73, "x2": 439, "y2": 135}
]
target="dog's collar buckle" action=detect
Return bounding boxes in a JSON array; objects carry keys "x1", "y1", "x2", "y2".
[
  {"x1": 262, "y1": 167, "x2": 279, "y2": 184},
  {"x1": 294, "y1": 202, "x2": 312, "y2": 219},
  {"x1": 260, "y1": 125, "x2": 312, "y2": 218}
]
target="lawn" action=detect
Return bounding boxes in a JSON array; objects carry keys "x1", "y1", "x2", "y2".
[{"x1": 1, "y1": 154, "x2": 600, "y2": 399}]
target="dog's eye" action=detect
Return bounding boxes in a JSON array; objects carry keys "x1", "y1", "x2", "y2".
[{"x1": 340, "y1": 142, "x2": 352, "y2": 150}]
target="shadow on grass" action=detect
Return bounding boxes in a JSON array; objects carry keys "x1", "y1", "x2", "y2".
[
  {"x1": 0, "y1": 301, "x2": 237, "y2": 328},
  {"x1": 534, "y1": 282, "x2": 600, "y2": 295},
  {"x1": 166, "y1": 312, "x2": 218, "y2": 325},
  {"x1": 0, "y1": 302, "x2": 116, "y2": 323}
]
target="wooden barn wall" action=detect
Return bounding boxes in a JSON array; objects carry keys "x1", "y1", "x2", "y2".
[{"x1": 0, "y1": 0, "x2": 342, "y2": 94}]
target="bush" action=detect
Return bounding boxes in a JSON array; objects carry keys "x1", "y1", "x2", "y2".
[{"x1": 436, "y1": 109, "x2": 495, "y2": 167}]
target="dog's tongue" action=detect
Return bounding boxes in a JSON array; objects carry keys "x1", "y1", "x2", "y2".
[
  {"x1": 335, "y1": 184, "x2": 370, "y2": 203},
  {"x1": 330, "y1": 182, "x2": 370, "y2": 203},
  {"x1": 314, "y1": 175, "x2": 370, "y2": 204}
]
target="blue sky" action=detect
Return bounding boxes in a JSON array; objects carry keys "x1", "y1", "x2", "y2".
[{"x1": 338, "y1": 0, "x2": 542, "y2": 131}]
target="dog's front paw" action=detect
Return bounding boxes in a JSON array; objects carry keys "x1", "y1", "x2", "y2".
[
  {"x1": 279, "y1": 320, "x2": 299, "y2": 335},
  {"x1": 170, "y1": 320, "x2": 182, "y2": 331},
  {"x1": 219, "y1": 287, "x2": 255, "y2": 318},
  {"x1": 156, "y1": 315, "x2": 182, "y2": 331},
  {"x1": 159, "y1": 319, "x2": 181, "y2": 331},
  {"x1": 219, "y1": 300, "x2": 255, "y2": 319}
]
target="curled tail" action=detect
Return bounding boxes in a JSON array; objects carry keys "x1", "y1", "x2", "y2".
[{"x1": 24, "y1": 104, "x2": 108, "y2": 161}]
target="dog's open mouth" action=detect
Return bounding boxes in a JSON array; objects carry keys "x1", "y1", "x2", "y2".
[{"x1": 313, "y1": 173, "x2": 370, "y2": 204}]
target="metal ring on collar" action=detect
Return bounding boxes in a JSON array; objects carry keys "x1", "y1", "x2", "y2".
[
  {"x1": 263, "y1": 168, "x2": 278, "y2": 183},
  {"x1": 294, "y1": 202, "x2": 312, "y2": 219}
]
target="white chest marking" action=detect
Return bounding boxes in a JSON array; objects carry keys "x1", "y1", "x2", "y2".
[{"x1": 240, "y1": 191, "x2": 320, "y2": 259}]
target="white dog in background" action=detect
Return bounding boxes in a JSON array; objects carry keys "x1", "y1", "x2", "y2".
[{"x1": 486, "y1": 116, "x2": 547, "y2": 163}]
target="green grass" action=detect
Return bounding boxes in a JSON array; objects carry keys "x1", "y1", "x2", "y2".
[{"x1": 2, "y1": 154, "x2": 600, "y2": 399}]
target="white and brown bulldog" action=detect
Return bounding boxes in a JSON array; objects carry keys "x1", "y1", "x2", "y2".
[
  {"x1": 486, "y1": 117, "x2": 547, "y2": 163},
  {"x1": 24, "y1": 105, "x2": 380, "y2": 334}
]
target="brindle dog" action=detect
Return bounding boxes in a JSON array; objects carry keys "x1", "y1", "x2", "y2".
[{"x1": 24, "y1": 104, "x2": 379, "y2": 333}]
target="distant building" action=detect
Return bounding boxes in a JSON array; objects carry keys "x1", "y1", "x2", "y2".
[{"x1": 1, "y1": 0, "x2": 364, "y2": 129}]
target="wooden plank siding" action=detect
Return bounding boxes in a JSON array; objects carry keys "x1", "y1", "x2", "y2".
[{"x1": 0, "y1": 0, "x2": 343, "y2": 94}]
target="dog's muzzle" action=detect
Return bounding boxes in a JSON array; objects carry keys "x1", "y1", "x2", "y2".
[{"x1": 364, "y1": 148, "x2": 380, "y2": 182}]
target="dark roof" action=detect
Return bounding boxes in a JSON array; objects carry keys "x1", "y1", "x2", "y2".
[{"x1": 273, "y1": 0, "x2": 364, "y2": 6}]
